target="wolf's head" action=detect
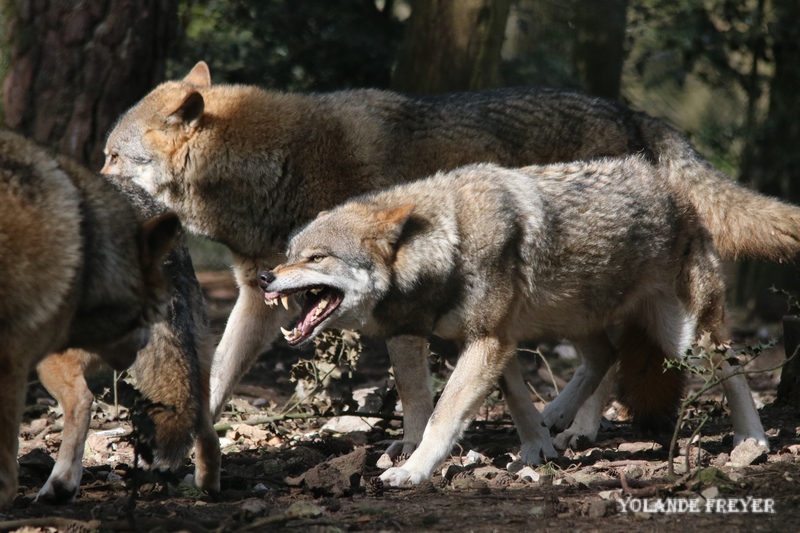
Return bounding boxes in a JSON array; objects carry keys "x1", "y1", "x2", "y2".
[
  {"x1": 101, "y1": 61, "x2": 210, "y2": 197},
  {"x1": 258, "y1": 202, "x2": 414, "y2": 346}
]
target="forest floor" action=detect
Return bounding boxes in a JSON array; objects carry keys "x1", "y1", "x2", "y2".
[{"x1": 3, "y1": 269, "x2": 800, "y2": 533}]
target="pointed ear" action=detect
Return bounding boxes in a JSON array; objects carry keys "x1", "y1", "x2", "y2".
[
  {"x1": 371, "y1": 203, "x2": 414, "y2": 244},
  {"x1": 166, "y1": 91, "x2": 204, "y2": 129},
  {"x1": 140, "y1": 212, "x2": 181, "y2": 270},
  {"x1": 183, "y1": 61, "x2": 211, "y2": 88},
  {"x1": 316, "y1": 210, "x2": 329, "y2": 219}
]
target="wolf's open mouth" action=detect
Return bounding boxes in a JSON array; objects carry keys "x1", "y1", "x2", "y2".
[{"x1": 264, "y1": 286, "x2": 344, "y2": 345}]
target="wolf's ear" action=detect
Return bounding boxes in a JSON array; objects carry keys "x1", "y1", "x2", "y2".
[
  {"x1": 183, "y1": 61, "x2": 211, "y2": 88},
  {"x1": 140, "y1": 212, "x2": 182, "y2": 270},
  {"x1": 371, "y1": 203, "x2": 415, "y2": 244},
  {"x1": 166, "y1": 91, "x2": 205, "y2": 129},
  {"x1": 316, "y1": 210, "x2": 329, "y2": 219}
]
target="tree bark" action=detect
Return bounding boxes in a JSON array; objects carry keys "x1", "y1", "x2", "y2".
[
  {"x1": 2, "y1": 0, "x2": 177, "y2": 169},
  {"x1": 572, "y1": 0, "x2": 628, "y2": 100},
  {"x1": 392, "y1": 0, "x2": 511, "y2": 94},
  {"x1": 733, "y1": 0, "x2": 800, "y2": 311}
]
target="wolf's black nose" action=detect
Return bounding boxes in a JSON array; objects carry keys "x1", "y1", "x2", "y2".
[{"x1": 258, "y1": 270, "x2": 276, "y2": 290}]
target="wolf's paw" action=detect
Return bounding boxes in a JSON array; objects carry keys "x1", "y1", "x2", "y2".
[
  {"x1": 552, "y1": 420, "x2": 600, "y2": 450},
  {"x1": 380, "y1": 466, "x2": 426, "y2": 486},
  {"x1": 732, "y1": 430, "x2": 769, "y2": 449},
  {"x1": 520, "y1": 438, "x2": 559, "y2": 465},
  {"x1": 385, "y1": 440, "x2": 418, "y2": 458},
  {"x1": 542, "y1": 404, "x2": 572, "y2": 433},
  {"x1": 35, "y1": 478, "x2": 79, "y2": 505}
]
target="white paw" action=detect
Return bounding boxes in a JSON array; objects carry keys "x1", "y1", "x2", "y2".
[
  {"x1": 520, "y1": 438, "x2": 559, "y2": 465},
  {"x1": 35, "y1": 478, "x2": 79, "y2": 504},
  {"x1": 380, "y1": 466, "x2": 426, "y2": 486}
]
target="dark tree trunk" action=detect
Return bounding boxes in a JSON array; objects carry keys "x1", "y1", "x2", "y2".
[
  {"x1": 572, "y1": 0, "x2": 628, "y2": 100},
  {"x1": 392, "y1": 0, "x2": 511, "y2": 94},
  {"x1": 2, "y1": 0, "x2": 177, "y2": 169},
  {"x1": 733, "y1": 0, "x2": 800, "y2": 314}
]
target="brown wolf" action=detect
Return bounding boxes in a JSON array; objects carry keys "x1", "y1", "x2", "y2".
[
  {"x1": 34, "y1": 176, "x2": 221, "y2": 504},
  {"x1": 258, "y1": 157, "x2": 749, "y2": 485},
  {"x1": 0, "y1": 131, "x2": 180, "y2": 508},
  {"x1": 102, "y1": 61, "x2": 800, "y2": 455}
]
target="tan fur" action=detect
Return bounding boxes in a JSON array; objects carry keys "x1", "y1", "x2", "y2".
[
  {"x1": 0, "y1": 131, "x2": 180, "y2": 508},
  {"x1": 260, "y1": 158, "x2": 759, "y2": 485}
]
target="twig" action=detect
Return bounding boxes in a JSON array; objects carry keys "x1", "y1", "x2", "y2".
[
  {"x1": 214, "y1": 410, "x2": 402, "y2": 432},
  {"x1": 685, "y1": 414, "x2": 709, "y2": 474},
  {"x1": 620, "y1": 474, "x2": 658, "y2": 497},
  {"x1": 518, "y1": 347, "x2": 559, "y2": 395}
]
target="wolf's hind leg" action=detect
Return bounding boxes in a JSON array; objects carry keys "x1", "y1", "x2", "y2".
[
  {"x1": 383, "y1": 335, "x2": 433, "y2": 459},
  {"x1": 500, "y1": 356, "x2": 558, "y2": 464},
  {"x1": 209, "y1": 284, "x2": 296, "y2": 419},
  {"x1": 711, "y1": 359, "x2": 767, "y2": 447},
  {"x1": 542, "y1": 333, "x2": 616, "y2": 432},
  {"x1": 553, "y1": 363, "x2": 616, "y2": 450},
  {"x1": 35, "y1": 350, "x2": 94, "y2": 504}
]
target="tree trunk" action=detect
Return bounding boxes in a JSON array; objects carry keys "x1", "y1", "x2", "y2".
[
  {"x1": 572, "y1": 0, "x2": 628, "y2": 100},
  {"x1": 2, "y1": 0, "x2": 177, "y2": 169},
  {"x1": 733, "y1": 0, "x2": 800, "y2": 313},
  {"x1": 392, "y1": 0, "x2": 511, "y2": 94}
]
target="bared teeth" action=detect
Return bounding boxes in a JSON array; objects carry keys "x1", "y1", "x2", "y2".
[
  {"x1": 318, "y1": 299, "x2": 329, "y2": 310},
  {"x1": 310, "y1": 288, "x2": 322, "y2": 295},
  {"x1": 281, "y1": 296, "x2": 290, "y2": 310},
  {"x1": 280, "y1": 326, "x2": 292, "y2": 337}
]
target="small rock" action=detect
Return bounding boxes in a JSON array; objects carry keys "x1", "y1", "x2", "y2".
[
  {"x1": 239, "y1": 498, "x2": 269, "y2": 517},
  {"x1": 625, "y1": 465, "x2": 644, "y2": 479},
  {"x1": 712, "y1": 453, "x2": 729, "y2": 468},
  {"x1": 701, "y1": 486, "x2": 719, "y2": 500},
  {"x1": 376, "y1": 453, "x2": 393, "y2": 470},
  {"x1": 107, "y1": 472, "x2": 123, "y2": 482},
  {"x1": 17, "y1": 449, "x2": 55, "y2": 473},
  {"x1": 516, "y1": 466, "x2": 540, "y2": 483},
  {"x1": 588, "y1": 500, "x2": 610, "y2": 518},
  {"x1": 465, "y1": 450, "x2": 486, "y2": 465},
  {"x1": 253, "y1": 483, "x2": 269, "y2": 495},
  {"x1": 729, "y1": 439, "x2": 769, "y2": 467},
  {"x1": 506, "y1": 460, "x2": 525, "y2": 474},
  {"x1": 618, "y1": 442, "x2": 661, "y2": 453}
]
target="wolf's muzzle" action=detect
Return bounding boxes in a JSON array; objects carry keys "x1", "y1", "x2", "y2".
[{"x1": 258, "y1": 270, "x2": 276, "y2": 291}]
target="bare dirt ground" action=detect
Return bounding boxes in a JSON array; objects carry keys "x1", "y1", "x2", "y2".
[{"x1": 4, "y1": 269, "x2": 800, "y2": 532}]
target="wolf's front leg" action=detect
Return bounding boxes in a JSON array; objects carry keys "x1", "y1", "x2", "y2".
[
  {"x1": 380, "y1": 337, "x2": 512, "y2": 486},
  {"x1": 210, "y1": 283, "x2": 298, "y2": 419},
  {"x1": 35, "y1": 350, "x2": 95, "y2": 503},
  {"x1": 383, "y1": 335, "x2": 433, "y2": 459},
  {"x1": 499, "y1": 357, "x2": 558, "y2": 464},
  {"x1": 0, "y1": 352, "x2": 29, "y2": 509},
  {"x1": 543, "y1": 333, "x2": 616, "y2": 432}
]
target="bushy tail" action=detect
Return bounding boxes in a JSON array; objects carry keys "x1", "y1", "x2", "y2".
[
  {"x1": 616, "y1": 325, "x2": 686, "y2": 437},
  {"x1": 645, "y1": 119, "x2": 800, "y2": 261}
]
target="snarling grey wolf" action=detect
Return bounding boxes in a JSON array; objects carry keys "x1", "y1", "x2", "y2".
[
  {"x1": 258, "y1": 157, "x2": 766, "y2": 485},
  {"x1": 102, "y1": 61, "x2": 798, "y2": 457},
  {"x1": 0, "y1": 131, "x2": 180, "y2": 508},
  {"x1": 34, "y1": 176, "x2": 221, "y2": 504}
]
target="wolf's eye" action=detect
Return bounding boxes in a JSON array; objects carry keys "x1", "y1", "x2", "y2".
[
  {"x1": 108, "y1": 153, "x2": 119, "y2": 164},
  {"x1": 309, "y1": 255, "x2": 325, "y2": 263}
]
